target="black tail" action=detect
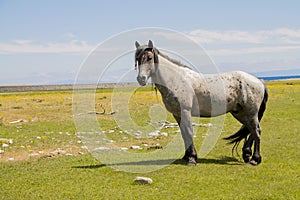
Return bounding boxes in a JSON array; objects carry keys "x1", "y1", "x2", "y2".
[{"x1": 224, "y1": 85, "x2": 268, "y2": 144}]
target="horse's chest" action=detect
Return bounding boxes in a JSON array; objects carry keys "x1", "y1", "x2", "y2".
[{"x1": 161, "y1": 93, "x2": 180, "y2": 114}]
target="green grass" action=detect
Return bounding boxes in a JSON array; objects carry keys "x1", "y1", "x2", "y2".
[{"x1": 0, "y1": 81, "x2": 300, "y2": 199}]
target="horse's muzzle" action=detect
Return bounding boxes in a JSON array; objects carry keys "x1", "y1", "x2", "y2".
[{"x1": 137, "y1": 76, "x2": 147, "y2": 86}]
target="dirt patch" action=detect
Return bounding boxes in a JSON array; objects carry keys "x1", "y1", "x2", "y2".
[{"x1": 0, "y1": 146, "x2": 87, "y2": 162}]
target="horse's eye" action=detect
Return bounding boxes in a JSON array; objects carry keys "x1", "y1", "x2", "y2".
[{"x1": 147, "y1": 57, "x2": 152, "y2": 61}]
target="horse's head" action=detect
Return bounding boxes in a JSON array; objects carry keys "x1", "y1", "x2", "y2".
[{"x1": 135, "y1": 40, "x2": 157, "y2": 86}]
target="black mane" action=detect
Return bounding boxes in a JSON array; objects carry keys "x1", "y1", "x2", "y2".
[
  {"x1": 157, "y1": 50, "x2": 191, "y2": 69},
  {"x1": 135, "y1": 45, "x2": 191, "y2": 69}
]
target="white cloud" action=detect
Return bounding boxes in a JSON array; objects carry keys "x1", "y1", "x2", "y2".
[
  {"x1": 188, "y1": 28, "x2": 300, "y2": 45},
  {"x1": 63, "y1": 32, "x2": 77, "y2": 39},
  {"x1": 14, "y1": 40, "x2": 34, "y2": 45},
  {"x1": 2, "y1": 28, "x2": 300, "y2": 55},
  {"x1": 0, "y1": 39, "x2": 95, "y2": 54},
  {"x1": 207, "y1": 45, "x2": 300, "y2": 56},
  {"x1": 182, "y1": 28, "x2": 300, "y2": 59},
  {"x1": 189, "y1": 30, "x2": 265, "y2": 44}
]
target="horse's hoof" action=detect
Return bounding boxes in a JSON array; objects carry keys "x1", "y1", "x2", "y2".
[
  {"x1": 250, "y1": 154, "x2": 261, "y2": 165},
  {"x1": 242, "y1": 149, "x2": 252, "y2": 163},
  {"x1": 243, "y1": 156, "x2": 251, "y2": 163},
  {"x1": 187, "y1": 157, "x2": 197, "y2": 166},
  {"x1": 248, "y1": 160, "x2": 258, "y2": 166}
]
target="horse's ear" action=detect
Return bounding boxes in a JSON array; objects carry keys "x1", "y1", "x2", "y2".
[
  {"x1": 135, "y1": 41, "x2": 140, "y2": 48},
  {"x1": 148, "y1": 40, "x2": 154, "y2": 48}
]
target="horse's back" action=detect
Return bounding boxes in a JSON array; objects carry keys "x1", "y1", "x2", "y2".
[
  {"x1": 192, "y1": 71, "x2": 265, "y2": 117},
  {"x1": 223, "y1": 71, "x2": 265, "y2": 114}
]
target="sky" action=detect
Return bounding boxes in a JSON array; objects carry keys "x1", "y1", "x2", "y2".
[{"x1": 0, "y1": 0, "x2": 300, "y2": 85}]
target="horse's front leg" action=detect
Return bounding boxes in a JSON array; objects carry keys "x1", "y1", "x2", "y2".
[{"x1": 173, "y1": 109, "x2": 197, "y2": 166}]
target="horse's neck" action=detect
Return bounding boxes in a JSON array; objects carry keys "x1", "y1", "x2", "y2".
[
  {"x1": 157, "y1": 54, "x2": 180, "y2": 70},
  {"x1": 152, "y1": 54, "x2": 184, "y2": 96}
]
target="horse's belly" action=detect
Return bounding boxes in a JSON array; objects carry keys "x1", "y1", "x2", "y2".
[{"x1": 192, "y1": 97, "x2": 229, "y2": 117}]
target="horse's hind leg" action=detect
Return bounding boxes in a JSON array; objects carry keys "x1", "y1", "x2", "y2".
[
  {"x1": 245, "y1": 118, "x2": 262, "y2": 165},
  {"x1": 242, "y1": 134, "x2": 254, "y2": 163},
  {"x1": 250, "y1": 122, "x2": 262, "y2": 165},
  {"x1": 232, "y1": 113, "x2": 262, "y2": 165}
]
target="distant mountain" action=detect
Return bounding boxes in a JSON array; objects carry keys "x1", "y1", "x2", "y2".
[{"x1": 253, "y1": 69, "x2": 300, "y2": 77}]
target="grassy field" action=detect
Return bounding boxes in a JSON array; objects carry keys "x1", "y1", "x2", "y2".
[{"x1": 0, "y1": 80, "x2": 299, "y2": 199}]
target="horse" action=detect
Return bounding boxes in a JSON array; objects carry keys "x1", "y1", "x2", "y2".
[{"x1": 134, "y1": 40, "x2": 268, "y2": 166}]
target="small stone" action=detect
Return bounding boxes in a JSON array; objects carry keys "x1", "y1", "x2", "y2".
[
  {"x1": 36, "y1": 136, "x2": 41, "y2": 140},
  {"x1": 134, "y1": 176, "x2": 153, "y2": 184},
  {"x1": 130, "y1": 145, "x2": 142, "y2": 150},
  {"x1": 28, "y1": 153, "x2": 39, "y2": 157},
  {"x1": 148, "y1": 130, "x2": 160, "y2": 137},
  {"x1": 161, "y1": 132, "x2": 168, "y2": 137},
  {"x1": 2, "y1": 143, "x2": 9, "y2": 148},
  {"x1": 93, "y1": 147, "x2": 110, "y2": 151},
  {"x1": 9, "y1": 119, "x2": 24, "y2": 124},
  {"x1": 7, "y1": 157, "x2": 14, "y2": 161}
]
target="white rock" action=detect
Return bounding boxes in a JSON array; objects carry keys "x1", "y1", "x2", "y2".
[
  {"x1": 2, "y1": 143, "x2": 9, "y2": 148},
  {"x1": 134, "y1": 176, "x2": 153, "y2": 184},
  {"x1": 7, "y1": 157, "x2": 14, "y2": 161},
  {"x1": 28, "y1": 153, "x2": 39, "y2": 157},
  {"x1": 135, "y1": 132, "x2": 141, "y2": 137},
  {"x1": 0, "y1": 149, "x2": 4, "y2": 154},
  {"x1": 49, "y1": 148, "x2": 66, "y2": 155},
  {"x1": 9, "y1": 119, "x2": 24, "y2": 124},
  {"x1": 120, "y1": 147, "x2": 128, "y2": 151},
  {"x1": 148, "y1": 130, "x2": 160, "y2": 137},
  {"x1": 93, "y1": 147, "x2": 110, "y2": 151},
  {"x1": 36, "y1": 136, "x2": 41, "y2": 140},
  {"x1": 161, "y1": 132, "x2": 168, "y2": 137},
  {"x1": 130, "y1": 145, "x2": 142, "y2": 150}
]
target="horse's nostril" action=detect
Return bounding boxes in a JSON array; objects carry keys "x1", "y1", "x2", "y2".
[{"x1": 137, "y1": 76, "x2": 147, "y2": 86}]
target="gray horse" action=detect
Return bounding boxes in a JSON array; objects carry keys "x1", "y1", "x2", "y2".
[{"x1": 135, "y1": 40, "x2": 268, "y2": 166}]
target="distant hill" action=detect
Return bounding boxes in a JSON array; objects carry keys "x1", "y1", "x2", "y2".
[{"x1": 253, "y1": 69, "x2": 300, "y2": 77}]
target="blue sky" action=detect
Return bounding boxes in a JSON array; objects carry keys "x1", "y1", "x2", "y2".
[{"x1": 1, "y1": 1, "x2": 300, "y2": 85}]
